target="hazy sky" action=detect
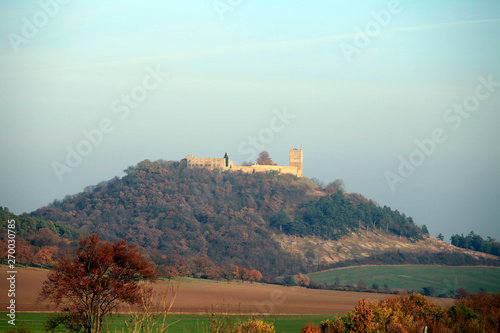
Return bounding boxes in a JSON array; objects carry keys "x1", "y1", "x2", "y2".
[{"x1": 1, "y1": 1, "x2": 499, "y2": 241}]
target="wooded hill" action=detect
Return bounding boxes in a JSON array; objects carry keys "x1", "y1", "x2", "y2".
[
  {"x1": 11, "y1": 159, "x2": 497, "y2": 277},
  {"x1": 0, "y1": 207, "x2": 78, "y2": 266}
]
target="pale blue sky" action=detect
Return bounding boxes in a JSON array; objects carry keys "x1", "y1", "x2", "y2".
[{"x1": 1, "y1": 0, "x2": 499, "y2": 241}]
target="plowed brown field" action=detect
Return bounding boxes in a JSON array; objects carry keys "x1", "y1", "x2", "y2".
[{"x1": 0, "y1": 267, "x2": 453, "y2": 314}]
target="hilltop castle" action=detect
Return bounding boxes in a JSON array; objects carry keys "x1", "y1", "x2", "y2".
[{"x1": 183, "y1": 148, "x2": 303, "y2": 177}]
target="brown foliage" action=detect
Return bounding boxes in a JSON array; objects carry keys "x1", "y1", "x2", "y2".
[
  {"x1": 299, "y1": 322, "x2": 321, "y2": 333},
  {"x1": 248, "y1": 269, "x2": 263, "y2": 283},
  {"x1": 159, "y1": 265, "x2": 179, "y2": 279},
  {"x1": 370, "y1": 293, "x2": 446, "y2": 332},
  {"x1": 232, "y1": 265, "x2": 263, "y2": 283},
  {"x1": 320, "y1": 318, "x2": 345, "y2": 333},
  {"x1": 351, "y1": 299, "x2": 373, "y2": 332},
  {"x1": 35, "y1": 245, "x2": 58, "y2": 265},
  {"x1": 453, "y1": 291, "x2": 500, "y2": 333},
  {"x1": 295, "y1": 273, "x2": 310, "y2": 287},
  {"x1": 38, "y1": 234, "x2": 156, "y2": 333},
  {"x1": 327, "y1": 292, "x2": 500, "y2": 333},
  {"x1": 257, "y1": 151, "x2": 274, "y2": 165},
  {"x1": 16, "y1": 240, "x2": 36, "y2": 265}
]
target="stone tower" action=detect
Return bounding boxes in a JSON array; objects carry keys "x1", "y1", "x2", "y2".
[{"x1": 289, "y1": 148, "x2": 303, "y2": 177}]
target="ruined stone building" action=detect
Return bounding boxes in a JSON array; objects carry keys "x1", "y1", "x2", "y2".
[{"x1": 183, "y1": 148, "x2": 303, "y2": 177}]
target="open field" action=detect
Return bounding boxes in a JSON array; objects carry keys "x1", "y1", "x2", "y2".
[
  {"x1": 2, "y1": 267, "x2": 444, "y2": 315},
  {"x1": 0, "y1": 312, "x2": 336, "y2": 333},
  {"x1": 0, "y1": 266, "x2": 459, "y2": 332},
  {"x1": 307, "y1": 265, "x2": 500, "y2": 296}
]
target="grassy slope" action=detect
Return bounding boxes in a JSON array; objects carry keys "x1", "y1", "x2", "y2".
[
  {"x1": 275, "y1": 231, "x2": 500, "y2": 267},
  {"x1": 307, "y1": 265, "x2": 500, "y2": 295}
]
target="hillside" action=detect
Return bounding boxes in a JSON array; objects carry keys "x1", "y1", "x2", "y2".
[
  {"x1": 276, "y1": 230, "x2": 499, "y2": 269},
  {"x1": 29, "y1": 159, "x2": 499, "y2": 277},
  {"x1": 0, "y1": 207, "x2": 78, "y2": 267}
]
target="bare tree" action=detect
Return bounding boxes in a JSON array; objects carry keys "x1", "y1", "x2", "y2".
[
  {"x1": 325, "y1": 179, "x2": 345, "y2": 193},
  {"x1": 125, "y1": 283, "x2": 179, "y2": 333}
]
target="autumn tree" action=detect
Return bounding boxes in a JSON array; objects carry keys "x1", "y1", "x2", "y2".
[
  {"x1": 38, "y1": 234, "x2": 156, "y2": 333},
  {"x1": 248, "y1": 269, "x2": 263, "y2": 283},
  {"x1": 351, "y1": 299, "x2": 373, "y2": 332},
  {"x1": 36, "y1": 245, "x2": 58, "y2": 266},
  {"x1": 241, "y1": 267, "x2": 252, "y2": 281},
  {"x1": 357, "y1": 278, "x2": 368, "y2": 290},
  {"x1": 451, "y1": 291, "x2": 500, "y2": 332},
  {"x1": 257, "y1": 151, "x2": 274, "y2": 165},
  {"x1": 31, "y1": 227, "x2": 58, "y2": 247},
  {"x1": 232, "y1": 265, "x2": 241, "y2": 280},
  {"x1": 325, "y1": 179, "x2": 345, "y2": 194},
  {"x1": 159, "y1": 265, "x2": 179, "y2": 279},
  {"x1": 295, "y1": 273, "x2": 310, "y2": 287}
]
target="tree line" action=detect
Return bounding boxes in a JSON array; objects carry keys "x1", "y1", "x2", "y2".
[
  {"x1": 0, "y1": 207, "x2": 78, "y2": 267},
  {"x1": 451, "y1": 231, "x2": 500, "y2": 256}
]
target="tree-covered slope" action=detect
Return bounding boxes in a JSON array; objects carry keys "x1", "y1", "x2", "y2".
[
  {"x1": 271, "y1": 191, "x2": 426, "y2": 241},
  {"x1": 34, "y1": 160, "x2": 321, "y2": 276},
  {"x1": 0, "y1": 207, "x2": 78, "y2": 266}
]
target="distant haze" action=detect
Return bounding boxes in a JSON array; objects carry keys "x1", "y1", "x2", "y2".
[{"x1": 1, "y1": 1, "x2": 499, "y2": 241}]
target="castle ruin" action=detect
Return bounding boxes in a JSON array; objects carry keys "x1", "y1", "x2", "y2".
[{"x1": 183, "y1": 148, "x2": 303, "y2": 177}]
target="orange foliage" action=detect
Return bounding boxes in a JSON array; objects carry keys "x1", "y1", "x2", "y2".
[
  {"x1": 248, "y1": 269, "x2": 263, "y2": 283},
  {"x1": 351, "y1": 299, "x2": 373, "y2": 332},
  {"x1": 321, "y1": 292, "x2": 500, "y2": 333},
  {"x1": 38, "y1": 234, "x2": 156, "y2": 332},
  {"x1": 159, "y1": 266, "x2": 179, "y2": 279},
  {"x1": 299, "y1": 322, "x2": 321, "y2": 333},
  {"x1": 36, "y1": 245, "x2": 58, "y2": 265},
  {"x1": 294, "y1": 273, "x2": 310, "y2": 287},
  {"x1": 452, "y1": 291, "x2": 500, "y2": 333}
]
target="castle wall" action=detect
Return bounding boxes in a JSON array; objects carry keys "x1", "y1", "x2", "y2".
[
  {"x1": 184, "y1": 149, "x2": 303, "y2": 177},
  {"x1": 231, "y1": 164, "x2": 301, "y2": 177},
  {"x1": 185, "y1": 154, "x2": 232, "y2": 169}
]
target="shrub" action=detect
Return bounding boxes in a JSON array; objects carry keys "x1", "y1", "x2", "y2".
[
  {"x1": 320, "y1": 318, "x2": 345, "y2": 333},
  {"x1": 301, "y1": 291, "x2": 500, "y2": 333},
  {"x1": 448, "y1": 304, "x2": 485, "y2": 332},
  {"x1": 299, "y1": 322, "x2": 321, "y2": 333},
  {"x1": 421, "y1": 286, "x2": 435, "y2": 296},
  {"x1": 238, "y1": 318, "x2": 275, "y2": 333}
]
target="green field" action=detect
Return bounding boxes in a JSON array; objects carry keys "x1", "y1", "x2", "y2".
[
  {"x1": 0, "y1": 312, "x2": 333, "y2": 333},
  {"x1": 307, "y1": 265, "x2": 500, "y2": 296}
]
